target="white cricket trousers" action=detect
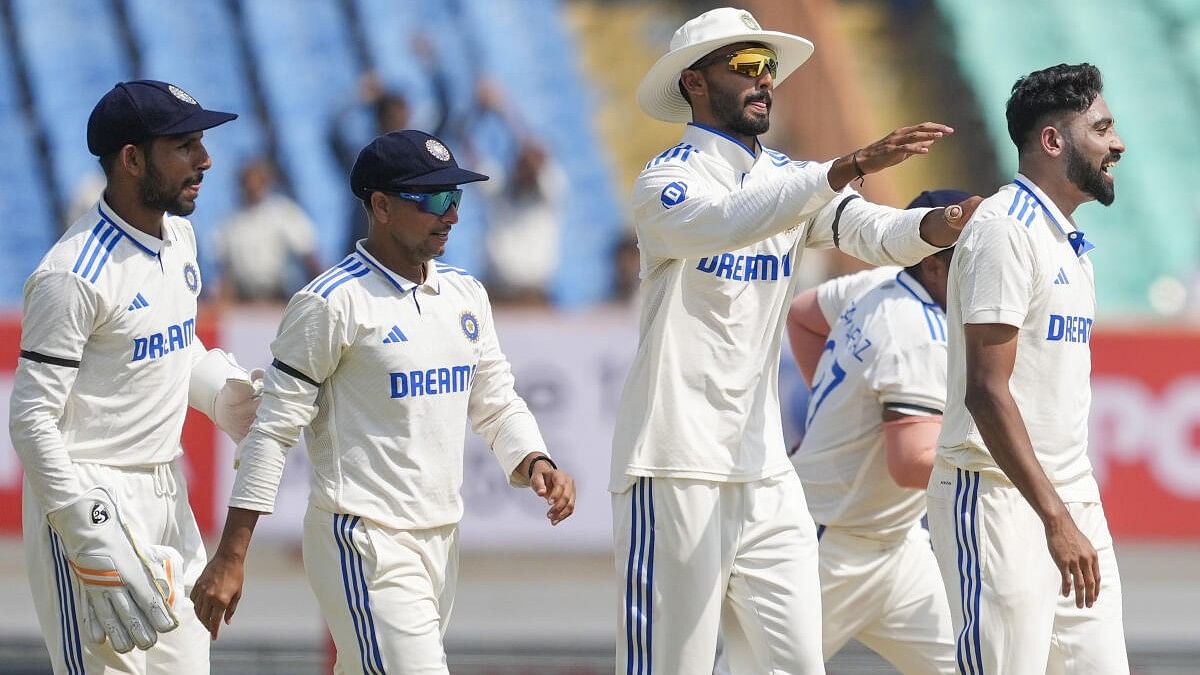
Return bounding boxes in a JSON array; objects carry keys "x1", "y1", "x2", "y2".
[
  {"x1": 302, "y1": 505, "x2": 459, "y2": 675},
  {"x1": 23, "y1": 460, "x2": 210, "y2": 675},
  {"x1": 817, "y1": 524, "x2": 955, "y2": 674},
  {"x1": 612, "y1": 472, "x2": 824, "y2": 675},
  {"x1": 927, "y1": 461, "x2": 1130, "y2": 674}
]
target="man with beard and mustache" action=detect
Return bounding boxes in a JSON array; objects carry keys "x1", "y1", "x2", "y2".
[
  {"x1": 10, "y1": 80, "x2": 261, "y2": 675},
  {"x1": 928, "y1": 63, "x2": 1129, "y2": 673},
  {"x1": 612, "y1": 7, "x2": 980, "y2": 674}
]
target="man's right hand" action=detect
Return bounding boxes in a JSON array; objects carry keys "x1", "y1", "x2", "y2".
[
  {"x1": 190, "y1": 550, "x2": 246, "y2": 640},
  {"x1": 829, "y1": 122, "x2": 955, "y2": 191},
  {"x1": 1045, "y1": 511, "x2": 1100, "y2": 608}
]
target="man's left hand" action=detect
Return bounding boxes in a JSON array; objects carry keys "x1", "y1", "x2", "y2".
[{"x1": 531, "y1": 463, "x2": 576, "y2": 526}]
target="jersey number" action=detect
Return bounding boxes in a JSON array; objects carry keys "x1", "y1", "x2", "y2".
[{"x1": 806, "y1": 340, "x2": 846, "y2": 427}]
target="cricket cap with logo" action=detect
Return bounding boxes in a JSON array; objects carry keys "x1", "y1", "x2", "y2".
[
  {"x1": 87, "y1": 80, "x2": 237, "y2": 156},
  {"x1": 637, "y1": 7, "x2": 816, "y2": 123},
  {"x1": 349, "y1": 130, "x2": 488, "y2": 200}
]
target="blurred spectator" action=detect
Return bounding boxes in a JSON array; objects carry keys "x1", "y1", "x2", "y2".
[
  {"x1": 471, "y1": 81, "x2": 566, "y2": 306},
  {"x1": 214, "y1": 157, "x2": 322, "y2": 303},
  {"x1": 480, "y1": 139, "x2": 566, "y2": 306},
  {"x1": 64, "y1": 170, "x2": 107, "y2": 230},
  {"x1": 332, "y1": 39, "x2": 455, "y2": 254}
]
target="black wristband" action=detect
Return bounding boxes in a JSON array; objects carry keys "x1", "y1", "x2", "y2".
[{"x1": 527, "y1": 455, "x2": 558, "y2": 479}]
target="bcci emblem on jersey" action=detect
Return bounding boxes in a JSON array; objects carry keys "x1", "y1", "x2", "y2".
[
  {"x1": 183, "y1": 262, "x2": 200, "y2": 294},
  {"x1": 460, "y1": 311, "x2": 480, "y2": 343}
]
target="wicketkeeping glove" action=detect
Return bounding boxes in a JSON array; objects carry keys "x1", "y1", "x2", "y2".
[{"x1": 47, "y1": 487, "x2": 180, "y2": 653}]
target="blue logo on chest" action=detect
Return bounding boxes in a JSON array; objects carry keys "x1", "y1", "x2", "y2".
[
  {"x1": 696, "y1": 252, "x2": 792, "y2": 281},
  {"x1": 132, "y1": 318, "x2": 195, "y2": 361}
]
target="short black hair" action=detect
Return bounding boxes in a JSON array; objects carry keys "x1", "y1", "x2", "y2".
[{"x1": 1006, "y1": 63, "x2": 1103, "y2": 154}]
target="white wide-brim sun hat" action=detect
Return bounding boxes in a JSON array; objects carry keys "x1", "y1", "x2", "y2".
[{"x1": 637, "y1": 7, "x2": 815, "y2": 123}]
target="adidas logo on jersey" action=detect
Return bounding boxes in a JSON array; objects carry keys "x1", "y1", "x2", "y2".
[
  {"x1": 382, "y1": 325, "x2": 408, "y2": 344},
  {"x1": 127, "y1": 292, "x2": 150, "y2": 311},
  {"x1": 1053, "y1": 268, "x2": 1069, "y2": 285}
]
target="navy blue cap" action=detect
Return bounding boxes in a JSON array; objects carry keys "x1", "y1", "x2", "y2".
[
  {"x1": 350, "y1": 130, "x2": 488, "y2": 200},
  {"x1": 906, "y1": 189, "x2": 971, "y2": 209},
  {"x1": 86, "y1": 80, "x2": 237, "y2": 156}
]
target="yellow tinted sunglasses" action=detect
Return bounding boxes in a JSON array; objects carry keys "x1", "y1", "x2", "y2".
[{"x1": 720, "y1": 47, "x2": 779, "y2": 79}]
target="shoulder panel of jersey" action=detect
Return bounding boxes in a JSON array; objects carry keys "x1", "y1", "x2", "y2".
[
  {"x1": 967, "y1": 183, "x2": 1037, "y2": 232},
  {"x1": 644, "y1": 142, "x2": 702, "y2": 169},
  {"x1": 42, "y1": 208, "x2": 154, "y2": 287},
  {"x1": 433, "y1": 260, "x2": 486, "y2": 296},
  {"x1": 300, "y1": 252, "x2": 372, "y2": 300}
]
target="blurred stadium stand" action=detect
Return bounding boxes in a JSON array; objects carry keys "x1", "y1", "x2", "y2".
[
  {"x1": 0, "y1": 0, "x2": 624, "y2": 308},
  {"x1": 932, "y1": 0, "x2": 1200, "y2": 315}
]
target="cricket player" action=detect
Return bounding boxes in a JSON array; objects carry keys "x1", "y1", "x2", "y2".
[
  {"x1": 929, "y1": 63, "x2": 1130, "y2": 673},
  {"x1": 786, "y1": 190, "x2": 968, "y2": 674},
  {"x1": 190, "y1": 130, "x2": 576, "y2": 675},
  {"x1": 613, "y1": 7, "x2": 978, "y2": 673},
  {"x1": 10, "y1": 80, "x2": 260, "y2": 675}
]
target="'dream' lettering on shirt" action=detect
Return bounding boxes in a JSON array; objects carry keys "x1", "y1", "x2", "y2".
[
  {"x1": 695, "y1": 252, "x2": 792, "y2": 281},
  {"x1": 131, "y1": 318, "x2": 196, "y2": 361},
  {"x1": 1046, "y1": 314, "x2": 1093, "y2": 343},
  {"x1": 390, "y1": 364, "x2": 477, "y2": 398}
]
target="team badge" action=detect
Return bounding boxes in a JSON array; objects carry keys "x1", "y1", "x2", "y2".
[
  {"x1": 661, "y1": 181, "x2": 687, "y2": 208},
  {"x1": 183, "y1": 262, "x2": 200, "y2": 294},
  {"x1": 460, "y1": 311, "x2": 480, "y2": 343},
  {"x1": 168, "y1": 84, "x2": 197, "y2": 105},
  {"x1": 426, "y1": 139, "x2": 451, "y2": 161}
]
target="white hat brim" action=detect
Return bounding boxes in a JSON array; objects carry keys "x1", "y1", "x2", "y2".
[{"x1": 636, "y1": 31, "x2": 815, "y2": 123}]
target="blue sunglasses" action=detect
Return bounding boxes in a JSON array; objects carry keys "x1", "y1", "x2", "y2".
[{"x1": 393, "y1": 189, "x2": 463, "y2": 216}]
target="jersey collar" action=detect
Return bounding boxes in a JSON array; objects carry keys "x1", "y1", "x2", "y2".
[
  {"x1": 684, "y1": 122, "x2": 758, "y2": 171},
  {"x1": 895, "y1": 269, "x2": 938, "y2": 308},
  {"x1": 97, "y1": 199, "x2": 172, "y2": 256},
  {"x1": 353, "y1": 241, "x2": 443, "y2": 296},
  {"x1": 1011, "y1": 174, "x2": 1095, "y2": 257}
]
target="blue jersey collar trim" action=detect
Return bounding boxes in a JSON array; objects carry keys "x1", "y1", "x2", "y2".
[
  {"x1": 895, "y1": 269, "x2": 938, "y2": 308},
  {"x1": 687, "y1": 122, "x2": 758, "y2": 158},
  {"x1": 1011, "y1": 175, "x2": 1095, "y2": 256},
  {"x1": 97, "y1": 201, "x2": 164, "y2": 257},
  {"x1": 353, "y1": 241, "x2": 441, "y2": 294}
]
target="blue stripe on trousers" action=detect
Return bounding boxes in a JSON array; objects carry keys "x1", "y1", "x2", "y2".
[
  {"x1": 954, "y1": 470, "x2": 984, "y2": 675},
  {"x1": 50, "y1": 529, "x2": 84, "y2": 675},
  {"x1": 625, "y1": 477, "x2": 654, "y2": 674},
  {"x1": 334, "y1": 514, "x2": 387, "y2": 674}
]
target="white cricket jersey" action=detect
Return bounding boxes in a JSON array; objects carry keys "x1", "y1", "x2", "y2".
[
  {"x1": 938, "y1": 175, "x2": 1100, "y2": 501},
  {"x1": 10, "y1": 200, "x2": 206, "y2": 513},
  {"x1": 610, "y1": 123, "x2": 943, "y2": 491},
  {"x1": 230, "y1": 243, "x2": 547, "y2": 530},
  {"x1": 793, "y1": 270, "x2": 947, "y2": 540},
  {"x1": 815, "y1": 266, "x2": 899, "y2": 327}
]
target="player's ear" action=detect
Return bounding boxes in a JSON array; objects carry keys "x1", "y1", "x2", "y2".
[
  {"x1": 119, "y1": 143, "x2": 146, "y2": 178},
  {"x1": 680, "y1": 69, "x2": 707, "y2": 101},
  {"x1": 369, "y1": 191, "x2": 390, "y2": 223},
  {"x1": 1040, "y1": 124, "x2": 1066, "y2": 159}
]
